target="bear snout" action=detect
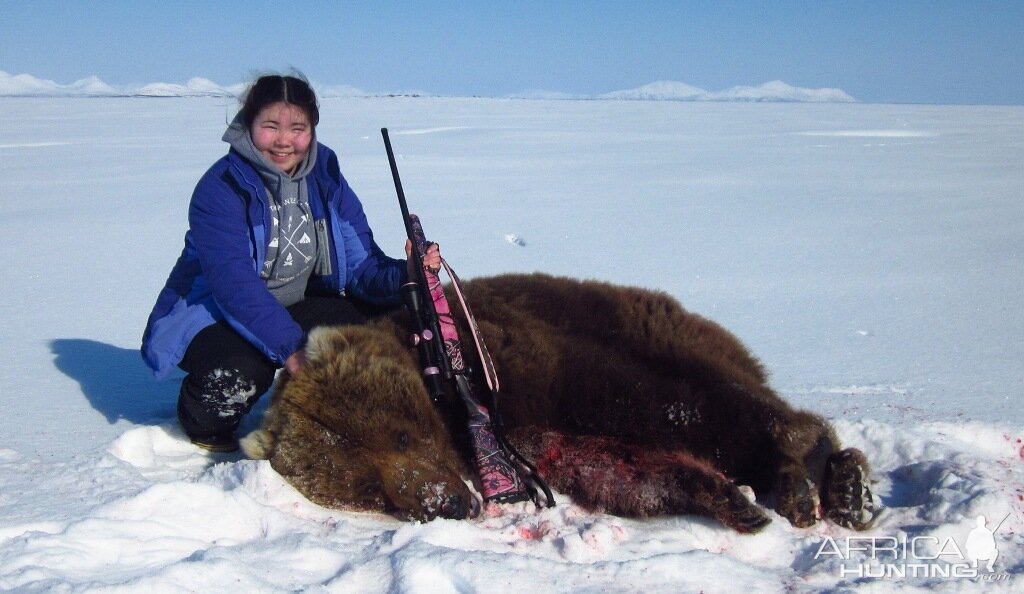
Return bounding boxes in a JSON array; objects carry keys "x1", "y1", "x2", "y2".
[
  {"x1": 376, "y1": 457, "x2": 479, "y2": 522},
  {"x1": 408, "y1": 480, "x2": 481, "y2": 522},
  {"x1": 436, "y1": 491, "x2": 475, "y2": 520}
]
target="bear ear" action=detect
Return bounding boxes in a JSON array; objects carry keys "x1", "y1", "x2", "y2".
[{"x1": 304, "y1": 326, "x2": 349, "y2": 365}]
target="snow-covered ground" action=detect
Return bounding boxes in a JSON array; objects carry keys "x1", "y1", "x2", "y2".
[{"x1": 0, "y1": 96, "x2": 1021, "y2": 592}]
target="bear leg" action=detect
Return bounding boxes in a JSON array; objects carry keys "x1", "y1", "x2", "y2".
[
  {"x1": 765, "y1": 411, "x2": 858, "y2": 528},
  {"x1": 514, "y1": 429, "x2": 771, "y2": 533}
]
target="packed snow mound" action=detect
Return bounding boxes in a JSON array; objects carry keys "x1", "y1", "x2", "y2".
[{"x1": 2, "y1": 417, "x2": 1021, "y2": 592}]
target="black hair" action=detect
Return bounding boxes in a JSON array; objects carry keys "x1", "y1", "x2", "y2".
[{"x1": 240, "y1": 73, "x2": 320, "y2": 129}]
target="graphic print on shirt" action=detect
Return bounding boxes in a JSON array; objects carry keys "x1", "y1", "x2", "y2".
[{"x1": 263, "y1": 196, "x2": 315, "y2": 283}]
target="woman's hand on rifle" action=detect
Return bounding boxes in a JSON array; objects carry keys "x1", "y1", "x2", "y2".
[{"x1": 405, "y1": 239, "x2": 442, "y2": 278}]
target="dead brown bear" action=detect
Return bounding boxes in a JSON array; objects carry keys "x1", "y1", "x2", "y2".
[{"x1": 243, "y1": 273, "x2": 875, "y2": 533}]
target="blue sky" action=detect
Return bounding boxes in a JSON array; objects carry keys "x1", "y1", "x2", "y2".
[{"x1": 2, "y1": 0, "x2": 1022, "y2": 104}]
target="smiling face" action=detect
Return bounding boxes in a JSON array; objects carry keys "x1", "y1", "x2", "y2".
[{"x1": 250, "y1": 101, "x2": 313, "y2": 175}]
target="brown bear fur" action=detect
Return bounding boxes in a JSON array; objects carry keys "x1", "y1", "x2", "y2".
[{"x1": 244, "y1": 273, "x2": 874, "y2": 532}]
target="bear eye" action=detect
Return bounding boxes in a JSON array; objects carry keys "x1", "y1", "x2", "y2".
[
  {"x1": 360, "y1": 480, "x2": 382, "y2": 498},
  {"x1": 396, "y1": 431, "x2": 411, "y2": 452}
]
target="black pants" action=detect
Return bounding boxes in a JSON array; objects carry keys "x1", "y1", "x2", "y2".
[{"x1": 177, "y1": 295, "x2": 394, "y2": 439}]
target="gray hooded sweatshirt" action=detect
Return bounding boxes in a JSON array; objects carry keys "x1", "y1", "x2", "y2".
[{"x1": 222, "y1": 115, "x2": 321, "y2": 307}]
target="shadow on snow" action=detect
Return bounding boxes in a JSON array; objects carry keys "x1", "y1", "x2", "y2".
[{"x1": 49, "y1": 338, "x2": 179, "y2": 425}]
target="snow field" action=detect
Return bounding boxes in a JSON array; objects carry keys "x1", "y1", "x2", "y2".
[{"x1": 0, "y1": 96, "x2": 1021, "y2": 592}]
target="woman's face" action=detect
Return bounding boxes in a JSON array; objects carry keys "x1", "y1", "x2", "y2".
[{"x1": 250, "y1": 101, "x2": 313, "y2": 175}]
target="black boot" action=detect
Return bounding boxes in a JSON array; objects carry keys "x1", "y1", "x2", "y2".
[{"x1": 177, "y1": 368, "x2": 268, "y2": 453}]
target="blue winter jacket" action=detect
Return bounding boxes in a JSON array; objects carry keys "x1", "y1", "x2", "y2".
[{"x1": 141, "y1": 143, "x2": 406, "y2": 379}]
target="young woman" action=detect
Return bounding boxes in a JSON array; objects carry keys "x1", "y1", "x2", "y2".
[{"x1": 142, "y1": 73, "x2": 438, "y2": 451}]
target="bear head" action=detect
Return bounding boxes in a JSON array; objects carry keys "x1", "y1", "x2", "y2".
[{"x1": 256, "y1": 324, "x2": 479, "y2": 521}]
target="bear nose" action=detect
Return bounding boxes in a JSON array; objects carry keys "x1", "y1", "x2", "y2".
[{"x1": 439, "y1": 494, "x2": 474, "y2": 520}]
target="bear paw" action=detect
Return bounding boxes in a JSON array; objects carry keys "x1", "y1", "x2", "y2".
[
  {"x1": 823, "y1": 448, "x2": 876, "y2": 530},
  {"x1": 715, "y1": 485, "x2": 772, "y2": 534},
  {"x1": 774, "y1": 467, "x2": 821, "y2": 528}
]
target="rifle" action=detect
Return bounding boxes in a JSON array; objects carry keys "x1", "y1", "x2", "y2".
[{"x1": 381, "y1": 128, "x2": 554, "y2": 508}]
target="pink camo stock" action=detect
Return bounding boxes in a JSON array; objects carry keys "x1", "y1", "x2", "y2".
[{"x1": 410, "y1": 215, "x2": 528, "y2": 502}]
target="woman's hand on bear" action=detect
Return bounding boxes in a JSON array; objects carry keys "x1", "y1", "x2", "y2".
[{"x1": 286, "y1": 350, "x2": 307, "y2": 374}]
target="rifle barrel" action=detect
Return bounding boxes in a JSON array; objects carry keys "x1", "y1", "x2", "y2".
[{"x1": 381, "y1": 129, "x2": 452, "y2": 381}]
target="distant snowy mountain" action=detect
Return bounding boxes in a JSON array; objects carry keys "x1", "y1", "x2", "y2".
[
  {"x1": 0, "y1": 71, "x2": 121, "y2": 96},
  {"x1": 0, "y1": 71, "x2": 855, "y2": 103},
  {"x1": 708, "y1": 80, "x2": 856, "y2": 102},
  {"x1": 317, "y1": 83, "x2": 373, "y2": 98},
  {"x1": 0, "y1": 71, "x2": 234, "y2": 97},
  {"x1": 601, "y1": 79, "x2": 856, "y2": 103},
  {"x1": 0, "y1": 71, "x2": 373, "y2": 99},
  {"x1": 133, "y1": 78, "x2": 243, "y2": 97},
  {"x1": 599, "y1": 80, "x2": 709, "y2": 101}
]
